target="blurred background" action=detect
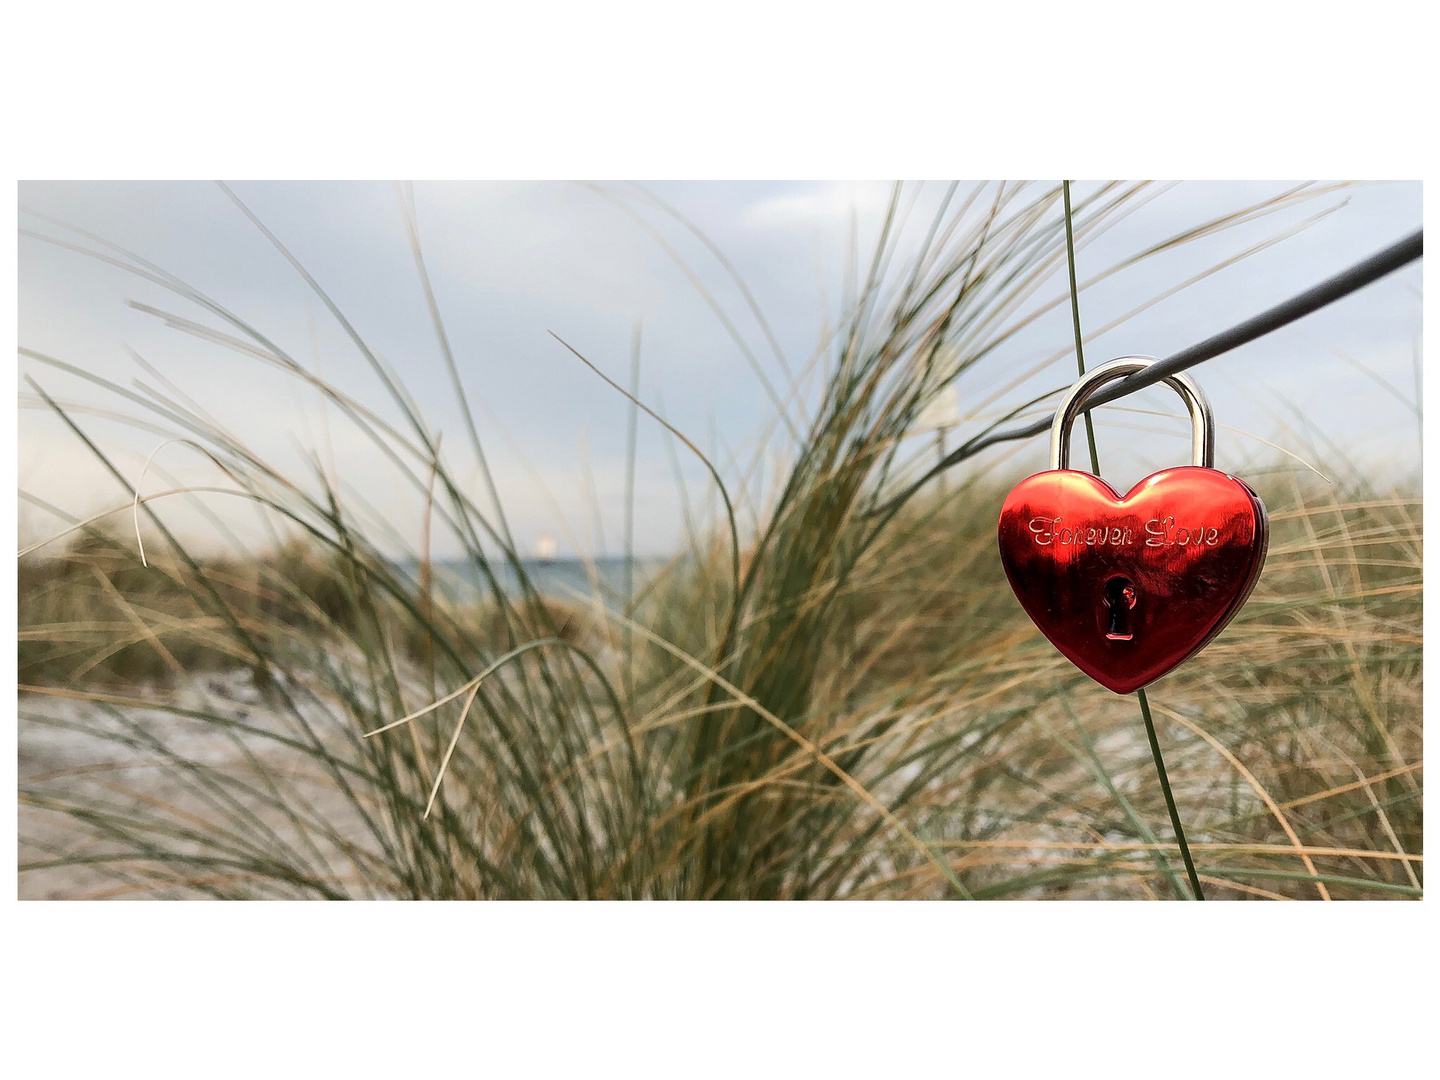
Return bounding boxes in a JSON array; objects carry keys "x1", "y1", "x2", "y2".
[
  {"x1": 16, "y1": 180, "x2": 1424, "y2": 902},
  {"x1": 19, "y1": 181, "x2": 1422, "y2": 559}
]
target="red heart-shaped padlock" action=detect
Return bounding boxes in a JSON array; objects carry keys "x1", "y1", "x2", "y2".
[
  {"x1": 999, "y1": 466, "x2": 1266, "y2": 693},
  {"x1": 997, "y1": 359, "x2": 1267, "y2": 694}
]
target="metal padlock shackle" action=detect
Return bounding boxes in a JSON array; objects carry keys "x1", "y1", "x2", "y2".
[{"x1": 1049, "y1": 356, "x2": 1215, "y2": 472}]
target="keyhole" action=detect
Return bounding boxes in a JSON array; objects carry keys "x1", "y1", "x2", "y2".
[{"x1": 1103, "y1": 577, "x2": 1138, "y2": 641}]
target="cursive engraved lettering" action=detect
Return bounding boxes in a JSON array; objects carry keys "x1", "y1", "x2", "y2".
[{"x1": 1028, "y1": 513, "x2": 1222, "y2": 549}]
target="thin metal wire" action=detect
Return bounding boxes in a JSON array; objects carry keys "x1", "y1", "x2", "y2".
[{"x1": 880, "y1": 228, "x2": 1422, "y2": 514}]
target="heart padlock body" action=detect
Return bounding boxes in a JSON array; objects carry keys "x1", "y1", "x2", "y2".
[{"x1": 998, "y1": 465, "x2": 1267, "y2": 694}]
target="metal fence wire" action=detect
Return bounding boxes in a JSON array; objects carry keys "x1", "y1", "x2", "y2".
[{"x1": 887, "y1": 228, "x2": 1423, "y2": 512}]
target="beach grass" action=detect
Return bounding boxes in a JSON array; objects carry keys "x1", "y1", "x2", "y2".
[{"x1": 17, "y1": 181, "x2": 1421, "y2": 899}]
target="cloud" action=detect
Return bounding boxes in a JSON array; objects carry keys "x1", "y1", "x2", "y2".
[
  {"x1": 18, "y1": 180, "x2": 1423, "y2": 556},
  {"x1": 741, "y1": 181, "x2": 899, "y2": 230}
]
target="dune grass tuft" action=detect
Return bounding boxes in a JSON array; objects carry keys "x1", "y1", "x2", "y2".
[{"x1": 18, "y1": 181, "x2": 1420, "y2": 899}]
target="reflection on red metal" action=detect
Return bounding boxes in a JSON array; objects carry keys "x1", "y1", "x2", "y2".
[{"x1": 998, "y1": 466, "x2": 1268, "y2": 694}]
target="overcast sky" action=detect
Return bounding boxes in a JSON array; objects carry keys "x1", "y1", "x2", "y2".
[{"x1": 17, "y1": 180, "x2": 1422, "y2": 559}]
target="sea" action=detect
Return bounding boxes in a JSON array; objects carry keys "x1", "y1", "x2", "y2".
[{"x1": 397, "y1": 556, "x2": 664, "y2": 604}]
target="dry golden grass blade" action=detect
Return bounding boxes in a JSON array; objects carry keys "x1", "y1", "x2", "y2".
[
  {"x1": 1153, "y1": 704, "x2": 1331, "y2": 900},
  {"x1": 1278, "y1": 761, "x2": 1424, "y2": 809},
  {"x1": 88, "y1": 565, "x2": 185, "y2": 677},
  {"x1": 362, "y1": 675, "x2": 486, "y2": 739},
  {"x1": 1196, "y1": 875, "x2": 1294, "y2": 901},
  {"x1": 130, "y1": 439, "x2": 247, "y2": 566},
  {"x1": 423, "y1": 680, "x2": 483, "y2": 820},
  {"x1": 603, "y1": 607, "x2": 973, "y2": 897},
  {"x1": 928, "y1": 839, "x2": 1421, "y2": 863}
]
